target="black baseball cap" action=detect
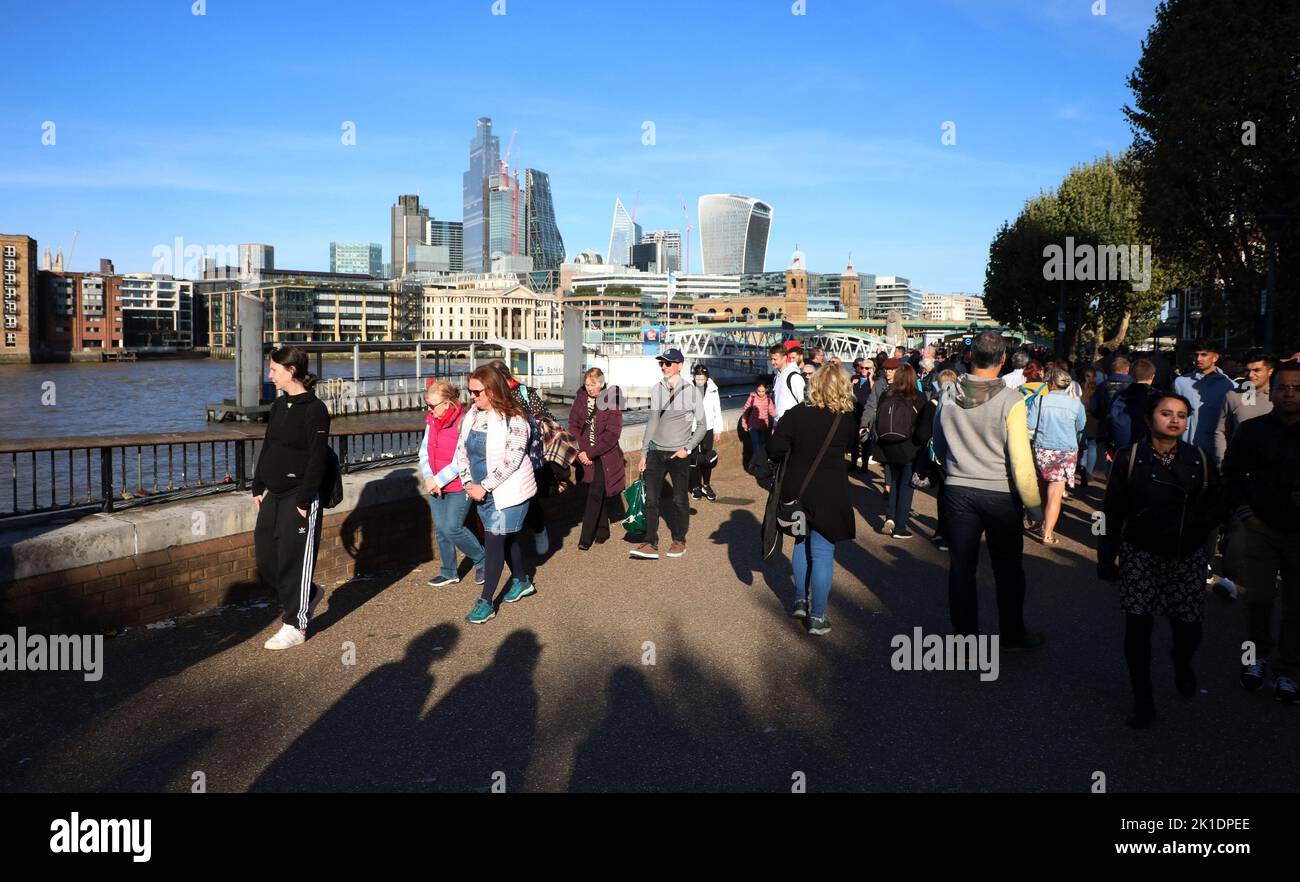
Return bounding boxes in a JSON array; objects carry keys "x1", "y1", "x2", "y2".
[
  {"x1": 656, "y1": 348, "x2": 684, "y2": 364},
  {"x1": 691, "y1": 364, "x2": 709, "y2": 376}
]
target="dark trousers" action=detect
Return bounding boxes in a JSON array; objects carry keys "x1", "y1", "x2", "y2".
[
  {"x1": 643, "y1": 448, "x2": 690, "y2": 546},
  {"x1": 884, "y1": 462, "x2": 915, "y2": 527},
  {"x1": 254, "y1": 491, "x2": 323, "y2": 630},
  {"x1": 691, "y1": 430, "x2": 716, "y2": 488},
  {"x1": 1124, "y1": 613, "x2": 1202, "y2": 710},
  {"x1": 944, "y1": 484, "x2": 1027, "y2": 639},
  {"x1": 579, "y1": 459, "x2": 614, "y2": 547}
]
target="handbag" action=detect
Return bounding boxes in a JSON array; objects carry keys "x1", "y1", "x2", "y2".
[
  {"x1": 776, "y1": 413, "x2": 842, "y2": 537},
  {"x1": 621, "y1": 477, "x2": 646, "y2": 533}
]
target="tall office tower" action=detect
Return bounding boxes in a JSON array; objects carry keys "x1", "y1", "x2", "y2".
[
  {"x1": 426, "y1": 219, "x2": 464, "y2": 272},
  {"x1": 697, "y1": 194, "x2": 772, "y2": 274},
  {"x1": 238, "y1": 243, "x2": 275, "y2": 278},
  {"x1": 329, "y1": 242, "x2": 384, "y2": 276},
  {"x1": 463, "y1": 117, "x2": 500, "y2": 273},
  {"x1": 605, "y1": 197, "x2": 642, "y2": 267},
  {"x1": 524, "y1": 169, "x2": 565, "y2": 272},
  {"x1": 391, "y1": 194, "x2": 429, "y2": 278},
  {"x1": 486, "y1": 171, "x2": 527, "y2": 265},
  {"x1": 640, "y1": 230, "x2": 682, "y2": 272}
]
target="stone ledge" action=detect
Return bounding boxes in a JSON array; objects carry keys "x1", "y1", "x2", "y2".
[{"x1": 0, "y1": 406, "x2": 746, "y2": 585}]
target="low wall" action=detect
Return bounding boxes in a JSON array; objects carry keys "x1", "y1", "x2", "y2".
[{"x1": 1, "y1": 406, "x2": 749, "y2": 633}]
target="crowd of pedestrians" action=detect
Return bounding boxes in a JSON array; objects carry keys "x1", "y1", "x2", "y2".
[{"x1": 252, "y1": 335, "x2": 1300, "y2": 732}]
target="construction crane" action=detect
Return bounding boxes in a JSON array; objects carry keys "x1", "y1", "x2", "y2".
[
  {"x1": 67, "y1": 229, "x2": 79, "y2": 271},
  {"x1": 499, "y1": 128, "x2": 520, "y2": 256}
]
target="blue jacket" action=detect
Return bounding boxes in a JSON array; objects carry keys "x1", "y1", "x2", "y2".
[
  {"x1": 1172, "y1": 369, "x2": 1236, "y2": 464},
  {"x1": 1027, "y1": 390, "x2": 1087, "y2": 451}
]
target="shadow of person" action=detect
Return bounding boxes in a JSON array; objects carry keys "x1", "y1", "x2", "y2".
[
  {"x1": 104, "y1": 726, "x2": 217, "y2": 793},
  {"x1": 708, "y1": 509, "x2": 763, "y2": 587},
  {"x1": 413, "y1": 629, "x2": 541, "y2": 792},
  {"x1": 314, "y1": 468, "x2": 432, "y2": 634},
  {"x1": 250, "y1": 623, "x2": 459, "y2": 792},
  {"x1": 568, "y1": 666, "x2": 700, "y2": 792}
]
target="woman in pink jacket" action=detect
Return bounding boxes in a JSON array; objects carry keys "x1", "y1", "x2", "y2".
[
  {"x1": 740, "y1": 382, "x2": 776, "y2": 473},
  {"x1": 418, "y1": 379, "x2": 485, "y2": 587}
]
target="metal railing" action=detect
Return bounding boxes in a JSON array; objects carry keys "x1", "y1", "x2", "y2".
[{"x1": 0, "y1": 421, "x2": 427, "y2": 521}]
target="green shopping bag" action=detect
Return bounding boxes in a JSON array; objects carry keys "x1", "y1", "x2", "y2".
[{"x1": 621, "y1": 476, "x2": 646, "y2": 534}]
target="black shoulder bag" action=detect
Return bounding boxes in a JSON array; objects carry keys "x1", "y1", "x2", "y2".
[{"x1": 775, "y1": 412, "x2": 842, "y2": 537}]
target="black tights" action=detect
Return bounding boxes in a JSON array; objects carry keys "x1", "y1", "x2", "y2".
[
  {"x1": 481, "y1": 532, "x2": 527, "y2": 602},
  {"x1": 1123, "y1": 613, "x2": 1202, "y2": 708}
]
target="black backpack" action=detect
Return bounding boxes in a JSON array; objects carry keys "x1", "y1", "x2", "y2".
[
  {"x1": 320, "y1": 445, "x2": 344, "y2": 508},
  {"x1": 874, "y1": 396, "x2": 919, "y2": 444}
]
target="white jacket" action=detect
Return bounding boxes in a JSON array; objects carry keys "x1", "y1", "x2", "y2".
[
  {"x1": 691, "y1": 378, "x2": 725, "y2": 434},
  {"x1": 774, "y1": 364, "x2": 805, "y2": 423},
  {"x1": 453, "y1": 408, "x2": 537, "y2": 510}
]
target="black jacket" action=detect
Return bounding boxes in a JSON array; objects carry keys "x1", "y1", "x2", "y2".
[
  {"x1": 1221, "y1": 411, "x2": 1300, "y2": 534},
  {"x1": 1100, "y1": 439, "x2": 1225, "y2": 567},
  {"x1": 874, "y1": 391, "x2": 925, "y2": 465},
  {"x1": 252, "y1": 391, "x2": 332, "y2": 509},
  {"x1": 767, "y1": 404, "x2": 857, "y2": 543}
]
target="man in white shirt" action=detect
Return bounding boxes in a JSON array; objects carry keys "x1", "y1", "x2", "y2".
[
  {"x1": 1003, "y1": 349, "x2": 1029, "y2": 387},
  {"x1": 770, "y1": 341, "x2": 806, "y2": 423}
]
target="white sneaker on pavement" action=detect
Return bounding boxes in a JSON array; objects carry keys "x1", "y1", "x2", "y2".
[{"x1": 264, "y1": 623, "x2": 306, "y2": 650}]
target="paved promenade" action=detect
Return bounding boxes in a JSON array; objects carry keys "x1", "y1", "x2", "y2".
[{"x1": 2, "y1": 457, "x2": 1296, "y2": 792}]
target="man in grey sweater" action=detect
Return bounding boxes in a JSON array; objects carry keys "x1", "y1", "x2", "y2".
[{"x1": 632, "y1": 348, "x2": 707, "y2": 560}]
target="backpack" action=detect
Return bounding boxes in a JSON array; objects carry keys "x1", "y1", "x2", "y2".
[
  {"x1": 320, "y1": 445, "x2": 344, "y2": 509},
  {"x1": 874, "y1": 396, "x2": 919, "y2": 444}
]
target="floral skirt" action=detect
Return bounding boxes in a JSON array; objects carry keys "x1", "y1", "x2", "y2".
[
  {"x1": 1118, "y1": 542, "x2": 1208, "y2": 623},
  {"x1": 1033, "y1": 447, "x2": 1078, "y2": 486}
]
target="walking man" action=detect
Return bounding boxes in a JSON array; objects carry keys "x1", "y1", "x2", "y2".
[
  {"x1": 933, "y1": 331, "x2": 1045, "y2": 648},
  {"x1": 631, "y1": 348, "x2": 707, "y2": 560}
]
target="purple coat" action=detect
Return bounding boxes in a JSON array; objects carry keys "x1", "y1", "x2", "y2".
[{"x1": 568, "y1": 385, "x2": 626, "y2": 497}]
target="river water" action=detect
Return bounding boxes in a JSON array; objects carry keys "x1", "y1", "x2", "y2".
[{"x1": 0, "y1": 359, "x2": 423, "y2": 441}]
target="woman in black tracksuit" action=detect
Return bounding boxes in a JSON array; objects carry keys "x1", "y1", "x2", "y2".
[{"x1": 253, "y1": 345, "x2": 331, "y2": 650}]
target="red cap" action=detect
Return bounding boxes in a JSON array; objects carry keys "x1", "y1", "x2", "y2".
[
  {"x1": 425, "y1": 377, "x2": 436, "y2": 389},
  {"x1": 783, "y1": 340, "x2": 802, "y2": 352},
  {"x1": 883, "y1": 358, "x2": 901, "y2": 369}
]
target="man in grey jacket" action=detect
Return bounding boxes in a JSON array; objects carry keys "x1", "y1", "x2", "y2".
[
  {"x1": 1215, "y1": 351, "x2": 1275, "y2": 464},
  {"x1": 631, "y1": 348, "x2": 707, "y2": 560}
]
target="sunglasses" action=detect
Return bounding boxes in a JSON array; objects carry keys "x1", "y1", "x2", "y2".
[{"x1": 468, "y1": 387, "x2": 485, "y2": 397}]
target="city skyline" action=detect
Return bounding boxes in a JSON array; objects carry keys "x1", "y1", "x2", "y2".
[{"x1": 2, "y1": 0, "x2": 1160, "y2": 294}]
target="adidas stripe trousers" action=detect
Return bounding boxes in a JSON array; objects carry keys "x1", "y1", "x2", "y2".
[{"x1": 254, "y1": 491, "x2": 323, "y2": 629}]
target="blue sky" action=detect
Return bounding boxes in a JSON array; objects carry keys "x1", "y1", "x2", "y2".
[{"x1": 1, "y1": 0, "x2": 1159, "y2": 294}]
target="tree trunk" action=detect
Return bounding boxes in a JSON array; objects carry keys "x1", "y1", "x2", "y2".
[{"x1": 1102, "y1": 308, "x2": 1132, "y2": 350}]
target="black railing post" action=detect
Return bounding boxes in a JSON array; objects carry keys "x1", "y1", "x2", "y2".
[
  {"x1": 100, "y1": 447, "x2": 114, "y2": 512},
  {"x1": 338, "y1": 435, "x2": 349, "y2": 474},
  {"x1": 235, "y1": 440, "x2": 247, "y2": 489}
]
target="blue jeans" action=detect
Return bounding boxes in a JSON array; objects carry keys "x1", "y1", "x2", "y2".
[
  {"x1": 427, "y1": 490, "x2": 485, "y2": 580},
  {"x1": 791, "y1": 528, "x2": 836, "y2": 619},
  {"x1": 885, "y1": 462, "x2": 915, "y2": 527}
]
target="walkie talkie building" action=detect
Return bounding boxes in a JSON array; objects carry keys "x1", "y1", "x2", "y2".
[{"x1": 698, "y1": 194, "x2": 772, "y2": 274}]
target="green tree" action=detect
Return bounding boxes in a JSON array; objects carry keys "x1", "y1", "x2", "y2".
[{"x1": 1125, "y1": 0, "x2": 1300, "y2": 350}]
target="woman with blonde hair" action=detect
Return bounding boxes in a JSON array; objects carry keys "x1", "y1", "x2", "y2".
[
  {"x1": 418, "y1": 378, "x2": 485, "y2": 587},
  {"x1": 766, "y1": 365, "x2": 858, "y2": 635}
]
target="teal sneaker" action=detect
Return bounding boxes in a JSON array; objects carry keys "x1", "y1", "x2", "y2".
[
  {"x1": 466, "y1": 598, "x2": 496, "y2": 624},
  {"x1": 503, "y1": 578, "x2": 536, "y2": 603}
]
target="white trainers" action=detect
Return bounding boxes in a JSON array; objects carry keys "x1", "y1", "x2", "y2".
[{"x1": 264, "y1": 623, "x2": 306, "y2": 650}]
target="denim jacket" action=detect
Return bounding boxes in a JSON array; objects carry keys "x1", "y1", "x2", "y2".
[{"x1": 1027, "y1": 390, "x2": 1087, "y2": 451}]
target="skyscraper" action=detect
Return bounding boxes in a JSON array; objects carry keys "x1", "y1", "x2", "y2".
[
  {"x1": 486, "y1": 170, "x2": 527, "y2": 265},
  {"x1": 391, "y1": 195, "x2": 428, "y2": 278},
  {"x1": 640, "y1": 230, "x2": 681, "y2": 272},
  {"x1": 606, "y1": 197, "x2": 642, "y2": 267},
  {"x1": 239, "y1": 243, "x2": 274, "y2": 278},
  {"x1": 426, "y1": 219, "x2": 464, "y2": 273},
  {"x1": 524, "y1": 169, "x2": 565, "y2": 273},
  {"x1": 698, "y1": 194, "x2": 772, "y2": 274},
  {"x1": 463, "y1": 117, "x2": 500, "y2": 274},
  {"x1": 329, "y1": 242, "x2": 383, "y2": 276}
]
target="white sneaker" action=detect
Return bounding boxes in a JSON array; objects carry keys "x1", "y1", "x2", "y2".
[
  {"x1": 882, "y1": 518, "x2": 895, "y2": 535},
  {"x1": 264, "y1": 623, "x2": 306, "y2": 650}
]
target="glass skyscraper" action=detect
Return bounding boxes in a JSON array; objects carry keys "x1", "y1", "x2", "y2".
[
  {"x1": 390, "y1": 195, "x2": 428, "y2": 278},
  {"x1": 463, "y1": 117, "x2": 499, "y2": 274},
  {"x1": 329, "y1": 242, "x2": 383, "y2": 276},
  {"x1": 427, "y1": 219, "x2": 464, "y2": 273},
  {"x1": 486, "y1": 171, "x2": 527, "y2": 263},
  {"x1": 606, "y1": 197, "x2": 642, "y2": 267},
  {"x1": 698, "y1": 194, "x2": 772, "y2": 274},
  {"x1": 525, "y1": 169, "x2": 565, "y2": 273}
]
